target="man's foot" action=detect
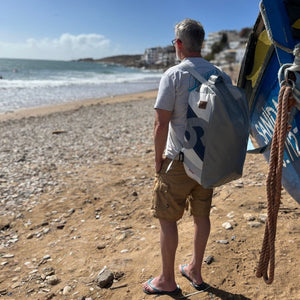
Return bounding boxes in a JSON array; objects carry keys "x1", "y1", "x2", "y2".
[
  {"x1": 142, "y1": 277, "x2": 181, "y2": 295},
  {"x1": 179, "y1": 264, "x2": 210, "y2": 292}
]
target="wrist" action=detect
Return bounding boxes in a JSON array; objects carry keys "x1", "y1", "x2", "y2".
[{"x1": 155, "y1": 157, "x2": 164, "y2": 173}]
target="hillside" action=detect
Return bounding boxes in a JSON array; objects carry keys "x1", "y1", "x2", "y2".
[
  {"x1": 77, "y1": 55, "x2": 143, "y2": 68},
  {"x1": 77, "y1": 54, "x2": 172, "y2": 70}
]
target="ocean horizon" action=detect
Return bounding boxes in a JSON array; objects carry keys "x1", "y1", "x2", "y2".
[{"x1": 0, "y1": 58, "x2": 162, "y2": 113}]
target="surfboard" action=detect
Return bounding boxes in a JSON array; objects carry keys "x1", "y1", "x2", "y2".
[{"x1": 238, "y1": 0, "x2": 300, "y2": 203}]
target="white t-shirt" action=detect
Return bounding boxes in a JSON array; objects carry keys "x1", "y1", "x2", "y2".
[{"x1": 154, "y1": 57, "x2": 231, "y2": 159}]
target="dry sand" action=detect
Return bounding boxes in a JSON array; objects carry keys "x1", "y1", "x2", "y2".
[{"x1": 0, "y1": 89, "x2": 299, "y2": 300}]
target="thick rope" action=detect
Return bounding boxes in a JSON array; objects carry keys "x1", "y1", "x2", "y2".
[{"x1": 255, "y1": 84, "x2": 293, "y2": 284}]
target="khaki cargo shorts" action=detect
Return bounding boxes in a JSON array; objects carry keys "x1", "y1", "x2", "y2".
[{"x1": 152, "y1": 158, "x2": 213, "y2": 222}]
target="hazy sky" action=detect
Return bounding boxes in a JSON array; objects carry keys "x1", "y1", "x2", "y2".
[{"x1": 0, "y1": 0, "x2": 261, "y2": 60}]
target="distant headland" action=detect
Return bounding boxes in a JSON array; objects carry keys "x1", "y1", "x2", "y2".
[{"x1": 75, "y1": 55, "x2": 167, "y2": 70}]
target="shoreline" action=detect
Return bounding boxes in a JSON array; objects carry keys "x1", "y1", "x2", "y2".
[
  {"x1": 0, "y1": 62, "x2": 241, "y2": 124},
  {"x1": 0, "y1": 89, "x2": 158, "y2": 122}
]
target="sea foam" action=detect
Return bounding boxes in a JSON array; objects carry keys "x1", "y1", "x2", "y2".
[{"x1": 0, "y1": 58, "x2": 162, "y2": 112}]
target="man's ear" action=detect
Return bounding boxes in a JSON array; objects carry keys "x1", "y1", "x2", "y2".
[{"x1": 177, "y1": 39, "x2": 183, "y2": 48}]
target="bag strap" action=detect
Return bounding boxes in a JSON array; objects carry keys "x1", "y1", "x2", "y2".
[
  {"x1": 181, "y1": 64, "x2": 226, "y2": 99},
  {"x1": 181, "y1": 64, "x2": 209, "y2": 85}
]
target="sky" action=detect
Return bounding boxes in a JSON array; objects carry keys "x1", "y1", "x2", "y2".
[{"x1": 0, "y1": 0, "x2": 261, "y2": 61}]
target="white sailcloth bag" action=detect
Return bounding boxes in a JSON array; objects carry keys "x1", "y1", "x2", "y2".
[{"x1": 181, "y1": 65, "x2": 250, "y2": 188}]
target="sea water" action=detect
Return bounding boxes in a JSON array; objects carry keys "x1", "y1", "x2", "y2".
[{"x1": 0, "y1": 58, "x2": 162, "y2": 113}]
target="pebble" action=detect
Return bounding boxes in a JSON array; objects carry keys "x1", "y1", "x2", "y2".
[
  {"x1": 234, "y1": 182, "x2": 244, "y2": 188},
  {"x1": 46, "y1": 275, "x2": 60, "y2": 285},
  {"x1": 63, "y1": 285, "x2": 72, "y2": 295},
  {"x1": 2, "y1": 254, "x2": 14, "y2": 258},
  {"x1": 216, "y1": 240, "x2": 229, "y2": 244},
  {"x1": 26, "y1": 233, "x2": 34, "y2": 239},
  {"x1": 248, "y1": 221, "x2": 262, "y2": 228},
  {"x1": 222, "y1": 221, "x2": 233, "y2": 230},
  {"x1": 43, "y1": 228, "x2": 50, "y2": 234},
  {"x1": 243, "y1": 213, "x2": 256, "y2": 221},
  {"x1": 42, "y1": 267, "x2": 55, "y2": 276},
  {"x1": 259, "y1": 213, "x2": 268, "y2": 223},
  {"x1": 97, "y1": 244, "x2": 106, "y2": 250},
  {"x1": 11, "y1": 282, "x2": 22, "y2": 289},
  {"x1": 117, "y1": 232, "x2": 128, "y2": 241},
  {"x1": 38, "y1": 255, "x2": 51, "y2": 266},
  {"x1": 204, "y1": 255, "x2": 214, "y2": 264},
  {"x1": 96, "y1": 268, "x2": 114, "y2": 288},
  {"x1": 226, "y1": 211, "x2": 235, "y2": 218}
]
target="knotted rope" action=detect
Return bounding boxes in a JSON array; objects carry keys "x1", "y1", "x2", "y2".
[{"x1": 256, "y1": 84, "x2": 294, "y2": 284}]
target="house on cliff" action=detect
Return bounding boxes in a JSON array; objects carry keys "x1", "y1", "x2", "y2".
[{"x1": 143, "y1": 46, "x2": 176, "y2": 67}]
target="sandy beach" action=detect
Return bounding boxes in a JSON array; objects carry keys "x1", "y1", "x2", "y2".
[{"x1": 0, "y1": 90, "x2": 299, "y2": 300}]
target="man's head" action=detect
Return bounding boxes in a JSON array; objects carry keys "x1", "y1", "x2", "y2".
[{"x1": 174, "y1": 19, "x2": 205, "y2": 54}]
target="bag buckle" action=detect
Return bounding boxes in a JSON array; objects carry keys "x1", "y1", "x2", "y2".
[{"x1": 179, "y1": 151, "x2": 184, "y2": 162}]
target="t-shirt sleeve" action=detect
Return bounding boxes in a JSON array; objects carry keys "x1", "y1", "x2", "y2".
[{"x1": 154, "y1": 72, "x2": 176, "y2": 111}]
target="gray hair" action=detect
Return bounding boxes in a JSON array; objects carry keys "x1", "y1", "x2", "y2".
[{"x1": 175, "y1": 18, "x2": 205, "y2": 52}]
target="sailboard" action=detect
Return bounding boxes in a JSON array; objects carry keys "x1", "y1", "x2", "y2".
[{"x1": 238, "y1": 0, "x2": 300, "y2": 203}]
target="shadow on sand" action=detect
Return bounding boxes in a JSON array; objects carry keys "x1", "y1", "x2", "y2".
[{"x1": 166, "y1": 286, "x2": 252, "y2": 300}]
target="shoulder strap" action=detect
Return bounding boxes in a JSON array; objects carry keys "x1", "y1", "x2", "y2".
[
  {"x1": 180, "y1": 64, "x2": 227, "y2": 96},
  {"x1": 181, "y1": 64, "x2": 233, "y2": 109},
  {"x1": 181, "y1": 64, "x2": 209, "y2": 84}
]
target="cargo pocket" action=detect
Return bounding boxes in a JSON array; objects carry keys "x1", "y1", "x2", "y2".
[{"x1": 152, "y1": 175, "x2": 170, "y2": 210}]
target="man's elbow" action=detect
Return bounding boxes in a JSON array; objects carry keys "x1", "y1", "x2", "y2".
[
  {"x1": 154, "y1": 109, "x2": 171, "y2": 128},
  {"x1": 155, "y1": 118, "x2": 168, "y2": 129}
]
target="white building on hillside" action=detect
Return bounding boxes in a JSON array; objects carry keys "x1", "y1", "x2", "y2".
[
  {"x1": 143, "y1": 46, "x2": 175, "y2": 66},
  {"x1": 202, "y1": 32, "x2": 222, "y2": 56},
  {"x1": 143, "y1": 47, "x2": 162, "y2": 65},
  {"x1": 202, "y1": 30, "x2": 240, "y2": 57}
]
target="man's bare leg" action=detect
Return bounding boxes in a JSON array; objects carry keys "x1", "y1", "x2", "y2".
[
  {"x1": 179, "y1": 216, "x2": 210, "y2": 284},
  {"x1": 143, "y1": 219, "x2": 178, "y2": 292}
]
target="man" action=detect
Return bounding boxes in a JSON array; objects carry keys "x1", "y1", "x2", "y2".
[{"x1": 142, "y1": 19, "x2": 231, "y2": 296}]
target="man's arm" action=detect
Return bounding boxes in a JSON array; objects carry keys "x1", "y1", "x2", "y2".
[{"x1": 154, "y1": 108, "x2": 172, "y2": 173}]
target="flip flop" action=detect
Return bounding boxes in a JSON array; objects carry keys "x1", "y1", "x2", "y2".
[
  {"x1": 143, "y1": 278, "x2": 181, "y2": 295},
  {"x1": 180, "y1": 264, "x2": 210, "y2": 292}
]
